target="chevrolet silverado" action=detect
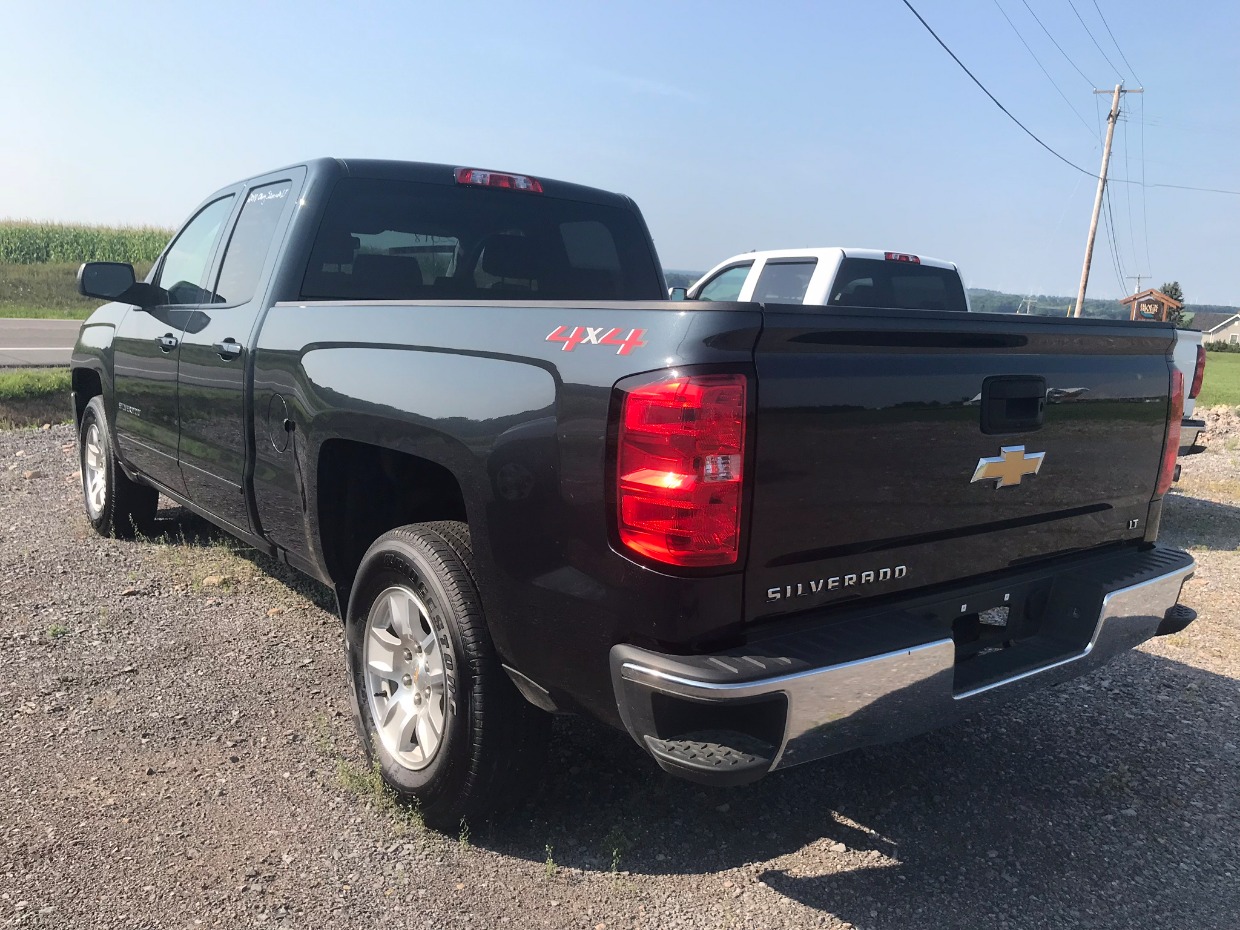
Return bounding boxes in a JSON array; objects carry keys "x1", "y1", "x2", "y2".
[{"x1": 71, "y1": 158, "x2": 1195, "y2": 827}]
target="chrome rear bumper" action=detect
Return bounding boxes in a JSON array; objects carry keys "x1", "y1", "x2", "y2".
[
  {"x1": 1179, "y1": 417, "x2": 1206, "y2": 456},
  {"x1": 611, "y1": 547, "x2": 1195, "y2": 785}
]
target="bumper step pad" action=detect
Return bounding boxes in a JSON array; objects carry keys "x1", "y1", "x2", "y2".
[
  {"x1": 1157, "y1": 603, "x2": 1197, "y2": 636},
  {"x1": 644, "y1": 731, "x2": 775, "y2": 787}
]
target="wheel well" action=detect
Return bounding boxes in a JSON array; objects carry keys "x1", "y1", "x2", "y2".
[
  {"x1": 72, "y1": 368, "x2": 102, "y2": 426},
  {"x1": 317, "y1": 439, "x2": 468, "y2": 599}
]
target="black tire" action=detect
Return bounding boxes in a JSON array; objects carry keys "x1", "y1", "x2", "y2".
[
  {"x1": 78, "y1": 395, "x2": 158, "y2": 539},
  {"x1": 345, "y1": 521, "x2": 550, "y2": 829}
]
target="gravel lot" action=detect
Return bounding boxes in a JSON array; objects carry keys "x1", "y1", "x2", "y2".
[{"x1": 2, "y1": 416, "x2": 1237, "y2": 930}]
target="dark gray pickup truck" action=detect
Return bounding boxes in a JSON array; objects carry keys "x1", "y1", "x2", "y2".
[{"x1": 72, "y1": 158, "x2": 1195, "y2": 828}]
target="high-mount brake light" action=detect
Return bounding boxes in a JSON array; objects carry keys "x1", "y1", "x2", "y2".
[
  {"x1": 1156, "y1": 369, "x2": 1184, "y2": 497},
  {"x1": 454, "y1": 167, "x2": 544, "y2": 193},
  {"x1": 884, "y1": 252, "x2": 921, "y2": 264},
  {"x1": 1190, "y1": 344, "x2": 1206, "y2": 400},
  {"x1": 615, "y1": 373, "x2": 747, "y2": 567}
]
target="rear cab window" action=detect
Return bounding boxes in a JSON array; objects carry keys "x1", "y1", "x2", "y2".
[
  {"x1": 829, "y1": 258, "x2": 967, "y2": 312},
  {"x1": 752, "y1": 260, "x2": 816, "y2": 303},
  {"x1": 301, "y1": 178, "x2": 661, "y2": 301}
]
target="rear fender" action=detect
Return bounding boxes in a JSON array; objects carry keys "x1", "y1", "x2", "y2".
[{"x1": 293, "y1": 345, "x2": 558, "y2": 649}]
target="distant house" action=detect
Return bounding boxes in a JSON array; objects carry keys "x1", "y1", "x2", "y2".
[
  {"x1": 1199, "y1": 313, "x2": 1240, "y2": 345},
  {"x1": 1184, "y1": 311, "x2": 1238, "y2": 334}
]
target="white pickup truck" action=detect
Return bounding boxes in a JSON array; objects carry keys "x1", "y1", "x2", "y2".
[
  {"x1": 1174, "y1": 329, "x2": 1207, "y2": 455},
  {"x1": 680, "y1": 247, "x2": 970, "y2": 312},
  {"x1": 680, "y1": 247, "x2": 1206, "y2": 455}
]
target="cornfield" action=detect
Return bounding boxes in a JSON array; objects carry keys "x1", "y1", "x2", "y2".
[{"x1": 0, "y1": 220, "x2": 172, "y2": 265}]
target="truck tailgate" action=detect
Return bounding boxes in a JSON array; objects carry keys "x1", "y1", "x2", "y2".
[{"x1": 746, "y1": 307, "x2": 1175, "y2": 621}]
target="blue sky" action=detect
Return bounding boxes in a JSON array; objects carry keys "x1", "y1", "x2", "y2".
[{"x1": 2, "y1": 1, "x2": 1237, "y2": 303}]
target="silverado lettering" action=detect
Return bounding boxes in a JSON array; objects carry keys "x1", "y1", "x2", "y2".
[{"x1": 766, "y1": 565, "x2": 908, "y2": 602}]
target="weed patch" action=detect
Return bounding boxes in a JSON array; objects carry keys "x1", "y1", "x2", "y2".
[{"x1": 336, "y1": 759, "x2": 424, "y2": 835}]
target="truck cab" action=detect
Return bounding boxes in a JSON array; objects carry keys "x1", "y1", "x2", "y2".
[{"x1": 685, "y1": 247, "x2": 970, "y2": 312}]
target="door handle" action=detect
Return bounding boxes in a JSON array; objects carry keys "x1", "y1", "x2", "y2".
[
  {"x1": 156, "y1": 333, "x2": 179, "y2": 352},
  {"x1": 214, "y1": 339, "x2": 243, "y2": 360}
]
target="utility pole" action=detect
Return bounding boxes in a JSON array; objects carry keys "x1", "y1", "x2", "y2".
[
  {"x1": 1125, "y1": 274, "x2": 1150, "y2": 293},
  {"x1": 1073, "y1": 84, "x2": 1142, "y2": 318}
]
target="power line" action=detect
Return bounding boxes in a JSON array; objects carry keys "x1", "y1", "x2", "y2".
[
  {"x1": 1066, "y1": 0, "x2": 1125, "y2": 79},
  {"x1": 1121, "y1": 114, "x2": 1140, "y2": 280},
  {"x1": 1089, "y1": 0, "x2": 1142, "y2": 85},
  {"x1": 1112, "y1": 179, "x2": 1240, "y2": 196},
  {"x1": 1148, "y1": 181, "x2": 1240, "y2": 196},
  {"x1": 899, "y1": 0, "x2": 1097, "y2": 177},
  {"x1": 1138, "y1": 96, "x2": 1152, "y2": 273},
  {"x1": 1102, "y1": 185, "x2": 1126, "y2": 295},
  {"x1": 991, "y1": 0, "x2": 1096, "y2": 137},
  {"x1": 901, "y1": 2, "x2": 1240, "y2": 198},
  {"x1": 1066, "y1": 0, "x2": 1126, "y2": 80},
  {"x1": 1017, "y1": 0, "x2": 1094, "y2": 87}
]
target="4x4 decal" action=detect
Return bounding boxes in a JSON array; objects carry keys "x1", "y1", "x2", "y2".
[{"x1": 546, "y1": 325, "x2": 647, "y2": 356}]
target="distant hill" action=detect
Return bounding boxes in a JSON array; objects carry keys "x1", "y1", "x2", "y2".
[
  {"x1": 664, "y1": 269, "x2": 702, "y2": 289},
  {"x1": 967, "y1": 287, "x2": 1240, "y2": 323},
  {"x1": 967, "y1": 288, "x2": 1114, "y2": 318}
]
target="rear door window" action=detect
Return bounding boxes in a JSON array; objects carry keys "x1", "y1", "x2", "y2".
[
  {"x1": 695, "y1": 264, "x2": 752, "y2": 302},
  {"x1": 301, "y1": 178, "x2": 661, "y2": 301},
  {"x1": 212, "y1": 181, "x2": 293, "y2": 305},
  {"x1": 752, "y1": 260, "x2": 816, "y2": 303},
  {"x1": 829, "y1": 258, "x2": 967, "y2": 312}
]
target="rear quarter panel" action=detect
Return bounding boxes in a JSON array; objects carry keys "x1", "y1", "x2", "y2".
[{"x1": 251, "y1": 300, "x2": 763, "y2": 722}]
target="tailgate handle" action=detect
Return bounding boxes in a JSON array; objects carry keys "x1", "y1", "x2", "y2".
[{"x1": 980, "y1": 375, "x2": 1046, "y2": 434}]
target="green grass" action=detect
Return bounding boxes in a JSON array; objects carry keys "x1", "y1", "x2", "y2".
[
  {"x1": 0, "y1": 368, "x2": 72, "y2": 428},
  {"x1": 1197, "y1": 352, "x2": 1240, "y2": 407},
  {"x1": 0, "y1": 261, "x2": 154, "y2": 319},
  {"x1": 0, "y1": 368, "x2": 71, "y2": 401},
  {"x1": 0, "y1": 220, "x2": 171, "y2": 265}
]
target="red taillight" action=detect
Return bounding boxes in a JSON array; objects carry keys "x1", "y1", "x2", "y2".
[
  {"x1": 616, "y1": 373, "x2": 747, "y2": 567},
  {"x1": 1156, "y1": 369, "x2": 1184, "y2": 496},
  {"x1": 454, "y1": 167, "x2": 543, "y2": 193},
  {"x1": 1190, "y1": 345, "x2": 1206, "y2": 399},
  {"x1": 884, "y1": 252, "x2": 921, "y2": 264}
]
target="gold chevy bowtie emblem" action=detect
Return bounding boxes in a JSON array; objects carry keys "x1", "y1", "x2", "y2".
[{"x1": 971, "y1": 445, "x2": 1045, "y2": 488}]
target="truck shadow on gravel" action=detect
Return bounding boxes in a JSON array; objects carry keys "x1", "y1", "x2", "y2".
[
  {"x1": 144, "y1": 504, "x2": 338, "y2": 614},
  {"x1": 1158, "y1": 487, "x2": 1240, "y2": 551},
  {"x1": 488, "y1": 649, "x2": 1237, "y2": 928},
  {"x1": 135, "y1": 486, "x2": 1236, "y2": 928}
]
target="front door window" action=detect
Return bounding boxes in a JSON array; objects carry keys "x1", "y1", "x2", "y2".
[{"x1": 155, "y1": 196, "x2": 235, "y2": 305}]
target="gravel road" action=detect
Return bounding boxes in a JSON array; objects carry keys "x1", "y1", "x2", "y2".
[{"x1": 2, "y1": 418, "x2": 1237, "y2": 930}]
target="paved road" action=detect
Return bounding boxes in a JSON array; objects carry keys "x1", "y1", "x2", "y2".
[{"x1": 0, "y1": 318, "x2": 81, "y2": 367}]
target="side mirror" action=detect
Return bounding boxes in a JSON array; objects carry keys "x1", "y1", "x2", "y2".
[
  {"x1": 77, "y1": 262, "x2": 137, "y2": 301},
  {"x1": 668, "y1": 286, "x2": 688, "y2": 301}
]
